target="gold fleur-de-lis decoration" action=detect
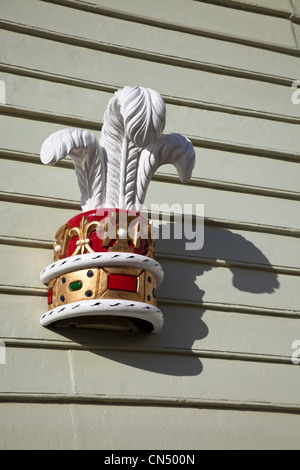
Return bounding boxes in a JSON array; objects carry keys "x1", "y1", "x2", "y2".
[{"x1": 69, "y1": 217, "x2": 99, "y2": 255}]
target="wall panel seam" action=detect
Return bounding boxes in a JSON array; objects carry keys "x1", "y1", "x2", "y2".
[
  {"x1": 1, "y1": 192, "x2": 299, "y2": 237},
  {"x1": 1, "y1": 19, "x2": 300, "y2": 82},
  {"x1": 2, "y1": 105, "x2": 300, "y2": 162},
  {"x1": 1, "y1": 234, "x2": 299, "y2": 276},
  {"x1": 2, "y1": 150, "x2": 300, "y2": 200},
  {"x1": 0, "y1": 338, "x2": 295, "y2": 366},
  {"x1": 43, "y1": 0, "x2": 293, "y2": 20},
  {"x1": 39, "y1": 0, "x2": 300, "y2": 55},
  {"x1": 2, "y1": 143, "x2": 300, "y2": 172},
  {"x1": 157, "y1": 252, "x2": 300, "y2": 276},
  {"x1": 197, "y1": 0, "x2": 300, "y2": 29},
  {"x1": 161, "y1": 298, "x2": 300, "y2": 318},
  {"x1": 0, "y1": 391, "x2": 300, "y2": 414},
  {"x1": 194, "y1": 0, "x2": 293, "y2": 18},
  {"x1": 0, "y1": 61, "x2": 295, "y2": 94},
  {"x1": 154, "y1": 176, "x2": 300, "y2": 201},
  {"x1": 0, "y1": 285, "x2": 299, "y2": 318},
  {"x1": 290, "y1": 0, "x2": 300, "y2": 25},
  {"x1": 3, "y1": 92, "x2": 300, "y2": 127}
]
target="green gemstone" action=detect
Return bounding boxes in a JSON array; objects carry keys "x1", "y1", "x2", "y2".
[
  {"x1": 152, "y1": 288, "x2": 157, "y2": 299},
  {"x1": 69, "y1": 280, "x2": 83, "y2": 292}
]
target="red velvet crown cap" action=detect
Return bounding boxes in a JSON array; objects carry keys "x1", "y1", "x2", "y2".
[{"x1": 63, "y1": 208, "x2": 150, "y2": 258}]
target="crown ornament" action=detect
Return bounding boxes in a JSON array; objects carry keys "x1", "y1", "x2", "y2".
[{"x1": 39, "y1": 86, "x2": 195, "y2": 333}]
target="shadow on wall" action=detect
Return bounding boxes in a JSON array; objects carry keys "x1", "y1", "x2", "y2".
[
  {"x1": 55, "y1": 222, "x2": 279, "y2": 377},
  {"x1": 161, "y1": 222, "x2": 280, "y2": 295}
]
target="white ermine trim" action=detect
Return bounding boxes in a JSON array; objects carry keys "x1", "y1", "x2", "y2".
[
  {"x1": 40, "y1": 299, "x2": 164, "y2": 333},
  {"x1": 40, "y1": 252, "x2": 164, "y2": 285}
]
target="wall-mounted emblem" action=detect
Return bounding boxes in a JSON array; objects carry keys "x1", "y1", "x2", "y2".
[{"x1": 39, "y1": 86, "x2": 195, "y2": 333}]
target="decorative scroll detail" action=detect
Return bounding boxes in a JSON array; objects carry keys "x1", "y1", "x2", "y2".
[{"x1": 40, "y1": 86, "x2": 195, "y2": 211}]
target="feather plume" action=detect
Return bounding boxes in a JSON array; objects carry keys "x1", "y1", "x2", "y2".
[
  {"x1": 135, "y1": 133, "x2": 196, "y2": 211},
  {"x1": 40, "y1": 128, "x2": 106, "y2": 211},
  {"x1": 40, "y1": 87, "x2": 194, "y2": 214},
  {"x1": 100, "y1": 86, "x2": 166, "y2": 210}
]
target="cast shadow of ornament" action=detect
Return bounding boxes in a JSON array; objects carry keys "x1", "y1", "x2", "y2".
[{"x1": 55, "y1": 220, "x2": 279, "y2": 377}]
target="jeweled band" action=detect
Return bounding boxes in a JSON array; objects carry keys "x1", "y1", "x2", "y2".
[
  {"x1": 40, "y1": 209, "x2": 164, "y2": 333},
  {"x1": 46, "y1": 265, "x2": 158, "y2": 310}
]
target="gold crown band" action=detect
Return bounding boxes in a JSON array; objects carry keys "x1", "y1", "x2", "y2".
[{"x1": 48, "y1": 265, "x2": 158, "y2": 311}]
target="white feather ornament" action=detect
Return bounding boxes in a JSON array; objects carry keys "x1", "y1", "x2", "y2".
[
  {"x1": 101, "y1": 86, "x2": 166, "y2": 210},
  {"x1": 40, "y1": 128, "x2": 106, "y2": 211},
  {"x1": 135, "y1": 133, "x2": 196, "y2": 211},
  {"x1": 40, "y1": 86, "x2": 195, "y2": 213}
]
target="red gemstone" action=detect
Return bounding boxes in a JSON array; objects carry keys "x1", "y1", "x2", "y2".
[
  {"x1": 108, "y1": 274, "x2": 137, "y2": 293},
  {"x1": 48, "y1": 288, "x2": 53, "y2": 305}
]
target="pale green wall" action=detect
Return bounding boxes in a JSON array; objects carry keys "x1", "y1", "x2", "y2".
[{"x1": 0, "y1": 0, "x2": 300, "y2": 450}]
